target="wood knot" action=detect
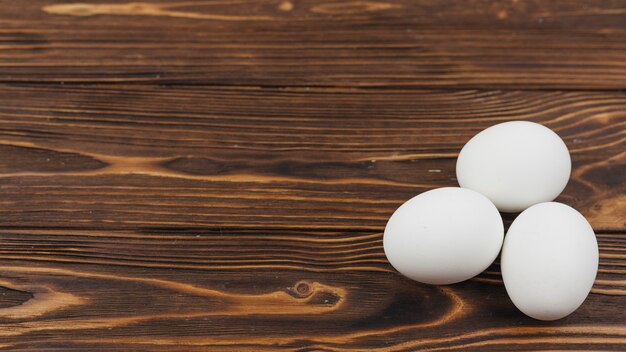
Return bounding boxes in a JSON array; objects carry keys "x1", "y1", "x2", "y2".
[
  {"x1": 292, "y1": 281, "x2": 313, "y2": 298},
  {"x1": 286, "y1": 281, "x2": 344, "y2": 308}
]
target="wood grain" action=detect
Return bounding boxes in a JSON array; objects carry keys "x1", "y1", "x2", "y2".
[
  {"x1": 0, "y1": 228, "x2": 624, "y2": 351},
  {"x1": 1, "y1": 0, "x2": 626, "y2": 350},
  {"x1": 1, "y1": 0, "x2": 626, "y2": 88},
  {"x1": 0, "y1": 85, "x2": 623, "y2": 231},
  {"x1": 0, "y1": 84, "x2": 624, "y2": 350}
]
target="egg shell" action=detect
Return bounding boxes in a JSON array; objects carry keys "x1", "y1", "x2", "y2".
[
  {"x1": 456, "y1": 121, "x2": 571, "y2": 213},
  {"x1": 383, "y1": 187, "x2": 504, "y2": 285},
  {"x1": 501, "y1": 202, "x2": 598, "y2": 321}
]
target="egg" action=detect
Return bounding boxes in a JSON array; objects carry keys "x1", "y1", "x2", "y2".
[
  {"x1": 501, "y1": 202, "x2": 598, "y2": 320},
  {"x1": 384, "y1": 187, "x2": 504, "y2": 285},
  {"x1": 456, "y1": 121, "x2": 571, "y2": 212}
]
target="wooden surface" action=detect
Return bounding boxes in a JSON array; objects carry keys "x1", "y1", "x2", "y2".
[{"x1": 0, "y1": 0, "x2": 625, "y2": 350}]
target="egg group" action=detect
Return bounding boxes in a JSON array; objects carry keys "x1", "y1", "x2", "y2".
[{"x1": 383, "y1": 120, "x2": 598, "y2": 321}]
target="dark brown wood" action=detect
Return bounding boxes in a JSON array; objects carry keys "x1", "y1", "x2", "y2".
[
  {"x1": 0, "y1": 85, "x2": 623, "y2": 231},
  {"x1": 1, "y1": 0, "x2": 626, "y2": 88},
  {"x1": 1, "y1": 0, "x2": 625, "y2": 350},
  {"x1": 0, "y1": 84, "x2": 624, "y2": 350},
  {"x1": 0, "y1": 235, "x2": 623, "y2": 351}
]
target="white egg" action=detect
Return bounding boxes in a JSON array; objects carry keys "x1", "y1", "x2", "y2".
[
  {"x1": 501, "y1": 202, "x2": 598, "y2": 320},
  {"x1": 384, "y1": 187, "x2": 504, "y2": 285},
  {"x1": 456, "y1": 121, "x2": 571, "y2": 212}
]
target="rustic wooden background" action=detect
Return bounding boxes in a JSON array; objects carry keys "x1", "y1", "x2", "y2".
[{"x1": 0, "y1": 0, "x2": 625, "y2": 350}]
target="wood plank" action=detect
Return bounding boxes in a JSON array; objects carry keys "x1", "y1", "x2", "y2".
[
  {"x1": 0, "y1": 85, "x2": 624, "y2": 231},
  {"x1": 1, "y1": 0, "x2": 626, "y2": 88},
  {"x1": 0, "y1": 228, "x2": 625, "y2": 351},
  {"x1": 3, "y1": 1, "x2": 625, "y2": 350}
]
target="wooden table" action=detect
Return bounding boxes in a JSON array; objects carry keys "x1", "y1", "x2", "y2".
[{"x1": 1, "y1": 1, "x2": 625, "y2": 350}]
